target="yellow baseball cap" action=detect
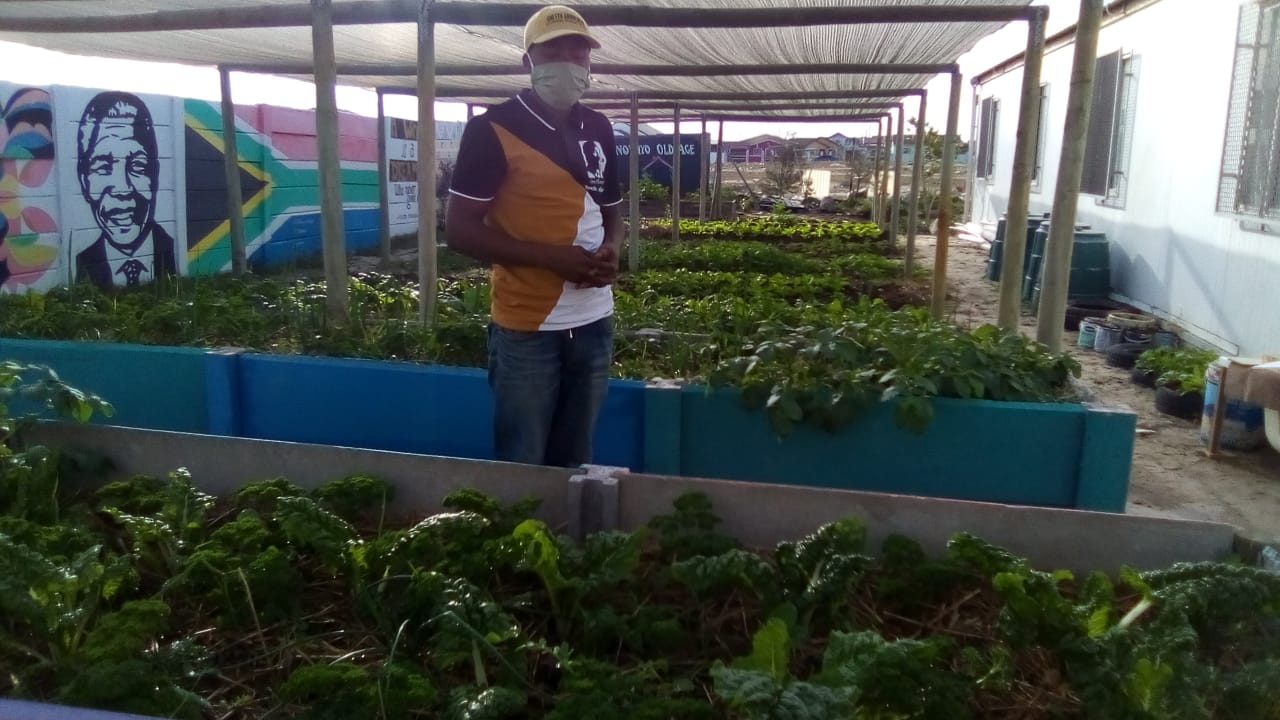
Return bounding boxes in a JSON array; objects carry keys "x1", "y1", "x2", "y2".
[{"x1": 523, "y1": 5, "x2": 601, "y2": 51}]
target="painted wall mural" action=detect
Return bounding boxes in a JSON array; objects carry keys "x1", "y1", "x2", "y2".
[
  {"x1": 0, "y1": 80, "x2": 449, "y2": 295},
  {"x1": 184, "y1": 100, "x2": 380, "y2": 273},
  {"x1": 73, "y1": 91, "x2": 176, "y2": 287},
  {"x1": 0, "y1": 87, "x2": 58, "y2": 292}
]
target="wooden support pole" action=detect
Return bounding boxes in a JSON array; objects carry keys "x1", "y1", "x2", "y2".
[
  {"x1": 713, "y1": 119, "x2": 725, "y2": 219},
  {"x1": 997, "y1": 7, "x2": 1048, "y2": 331},
  {"x1": 466, "y1": 103, "x2": 475, "y2": 120},
  {"x1": 931, "y1": 71, "x2": 962, "y2": 320},
  {"x1": 1036, "y1": 0, "x2": 1104, "y2": 350},
  {"x1": 226, "y1": 61, "x2": 963, "y2": 78},
  {"x1": 419, "y1": 87, "x2": 925, "y2": 102},
  {"x1": 376, "y1": 87, "x2": 391, "y2": 263},
  {"x1": 672, "y1": 103, "x2": 681, "y2": 243},
  {"x1": 964, "y1": 82, "x2": 980, "y2": 223},
  {"x1": 871, "y1": 118, "x2": 883, "y2": 225},
  {"x1": 311, "y1": 0, "x2": 348, "y2": 322},
  {"x1": 890, "y1": 103, "x2": 905, "y2": 248},
  {"x1": 629, "y1": 93, "x2": 641, "y2": 271},
  {"x1": 531, "y1": 101, "x2": 899, "y2": 113},
  {"x1": 417, "y1": 2, "x2": 438, "y2": 323},
  {"x1": 905, "y1": 93, "x2": 927, "y2": 276},
  {"x1": 614, "y1": 112, "x2": 898, "y2": 123},
  {"x1": 5, "y1": 3, "x2": 1037, "y2": 33},
  {"x1": 880, "y1": 115, "x2": 892, "y2": 229},
  {"x1": 698, "y1": 115, "x2": 708, "y2": 221},
  {"x1": 218, "y1": 66, "x2": 247, "y2": 275}
]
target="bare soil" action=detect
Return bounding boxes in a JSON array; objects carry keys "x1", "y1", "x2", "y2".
[{"x1": 922, "y1": 233, "x2": 1280, "y2": 543}]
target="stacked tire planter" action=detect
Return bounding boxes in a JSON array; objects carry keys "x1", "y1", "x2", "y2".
[
  {"x1": 1071, "y1": 306, "x2": 1206, "y2": 421},
  {"x1": 1156, "y1": 384, "x2": 1204, "y2": 420}
]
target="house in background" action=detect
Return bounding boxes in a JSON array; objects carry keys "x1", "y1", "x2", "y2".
[
  {"x1": 721, "y1": 134, "x2": 784, "y2": 163},
  {"x1": 800, "y1": 136, "x2": 843, "y2": 161},
  {"x1": 968, "y1": 0, "x2": 1279, "y2": 356}
]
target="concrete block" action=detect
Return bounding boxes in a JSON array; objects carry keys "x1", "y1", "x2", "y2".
[{"x1": 567, "y1": 474, "x2": 620, "y2": 541}]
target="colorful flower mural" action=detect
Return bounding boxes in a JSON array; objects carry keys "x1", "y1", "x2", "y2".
[{"x1": 0, "y1": 88, "x2": 58, "y2": 291}]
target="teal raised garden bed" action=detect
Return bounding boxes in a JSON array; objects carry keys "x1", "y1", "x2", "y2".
[{"x1": 2, "y1": 337, "x2": 1135, "y2": 511}]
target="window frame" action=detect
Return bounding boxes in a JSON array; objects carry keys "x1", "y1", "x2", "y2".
[
  {"x1": 1100, "y1": 53, "x2": 1139, "y2": 208},
  {"x1": 1218, "y1": 0, "x2": 1280, "y2": 223},
  {"x1": 1031, "y1": 82, "x2": 1050, "y2": 193},
  {"x1": 1081, "y1": 49, "x2": 1139, "y2": 207},
  {"x1": 976, "y1": 96, "x2": 1000, "y2": 180}
]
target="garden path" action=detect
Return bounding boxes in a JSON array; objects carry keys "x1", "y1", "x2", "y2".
[{"x1": 921, "y1": 233, "x2": 1280, "y2": 544}]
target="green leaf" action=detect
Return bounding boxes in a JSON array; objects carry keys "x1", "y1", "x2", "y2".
[
  {"x1": 512, "y1": 519, "x2": 566, "y2": 590},
  {"x1": 733, "y1": 617, "x2": 792, "y2": 683},
  {"x1": 445, "y1": 685, "x2": 526, "y2": 720},
  {"x1": 671, "y1": 548, "x2": 779, "y2": 598},
  {"x1": 1125, "y1": 657, "x2": 1174, "y2": 712}
]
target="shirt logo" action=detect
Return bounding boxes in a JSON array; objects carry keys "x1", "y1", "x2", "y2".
[{"x1": 578, "y1": 140, "x2": 607, "y2": 193}]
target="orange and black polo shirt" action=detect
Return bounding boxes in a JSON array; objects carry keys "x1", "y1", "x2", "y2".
[{"x1": 449, "y1": 90, "x2": 622, "y2": 332}]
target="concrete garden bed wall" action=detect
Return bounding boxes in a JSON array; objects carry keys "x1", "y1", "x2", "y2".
[
  {"x1": 5, "y1": 338, "x2": 1135, "y2": 511},
  {"x1": 33, "y1": 423, "x2": 1226, "y2": 575}
]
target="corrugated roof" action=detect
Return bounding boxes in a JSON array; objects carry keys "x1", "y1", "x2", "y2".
[{"x1": 0, "y1": 1, "x2": 1036, "y2": 118}]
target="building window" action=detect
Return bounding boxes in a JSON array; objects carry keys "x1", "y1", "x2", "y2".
[
  {"x1": 976, "y1": 96, "x2": 1000, "y2": 179},
  {"x1": 1219, "y1": 1, "x2": 1280, "y2": 220},
  {"x1": 1032, "y1": 83, "x2": 1050, "y2": 192},
  {"x1": 1082, "y1": 50, "x2": 1140, "y2": 206}
]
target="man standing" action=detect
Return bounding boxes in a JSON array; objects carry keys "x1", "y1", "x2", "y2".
[
  {"x1": 446, "y1": 5, "x2": 622, "y2": 467},
  {"x1": 74, "y1": 91, "x2": 176, "y2": 288}
]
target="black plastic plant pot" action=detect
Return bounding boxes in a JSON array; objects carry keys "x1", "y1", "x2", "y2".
[
  {"x1": 1154, "y1": 385, "x2": 1204, "y2": 420},
  {"x1": 1064, "y1": 299, "x2": 1123, "y2": 331},
  {"x1": 1104, "y1": 342, "x2": 1148, "y2": 370},
  {"x1": 1131, "y1": 366, "x2": 1157, "y2": 388}
]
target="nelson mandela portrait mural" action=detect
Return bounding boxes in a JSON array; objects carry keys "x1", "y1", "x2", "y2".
[{"x1": 74, "y1": 91, "x2": 176, "y2": 288}]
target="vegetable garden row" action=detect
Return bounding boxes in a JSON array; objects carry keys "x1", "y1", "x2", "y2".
[
  {"x1": 1, "y1": 368, "x2": 1276, "y2": 719},
  {"x1": 0, "y1": 218, "x2": 1081, "y2": 434}
]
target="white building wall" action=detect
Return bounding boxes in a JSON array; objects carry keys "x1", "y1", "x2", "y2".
[{"x1": 971, "y1": 0, "x2": 1277, "y2": 356}]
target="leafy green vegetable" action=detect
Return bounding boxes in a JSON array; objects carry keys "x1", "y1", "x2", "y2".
[{"x1": 4, "y1": 420, "x2": 1278, "y2": 720}]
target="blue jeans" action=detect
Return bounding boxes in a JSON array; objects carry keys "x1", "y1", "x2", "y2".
[{"x1": 487, "y1": 316, "x2": 613, "y2": 467}]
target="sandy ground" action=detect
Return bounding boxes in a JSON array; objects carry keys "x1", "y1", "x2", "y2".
[{"x1": 920, "y1": 234, "x2": 1280, "y2": 543}]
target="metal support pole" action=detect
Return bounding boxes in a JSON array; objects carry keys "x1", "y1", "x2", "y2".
[
  {"x1": 416, "y1": 2, "x2": 438, "y2": 323},
  {"x1": 905, "y1": 93, "x2": 927, "y2": 276},
  {"x1": 871, "y1": 119, "x2": 883, "y2": 224},
  {"x1": 311, "y1": 0, "x2": 348, "y2": 322},
  {"x1": 931, "y1": 71, "x2": 963, "y2": 319},
  {"x1": 219, "y1": 66, "x2": 247, "y2": 275},
  {"x1": 713, "y1": 120, "x2": 725, "y2": 219},
  {"x1": 671, "y1": 102, "x2": 681, "y2": 242},
  {"x1": 997, "y1": 7, "x2": 1048, "y2": 331},
  {"x1": 628, "y1": 93, "x2": 641, "y2": 271},
  {"x1": 698, "y1": 115, "x2": 708, "y2": 221},
  {"x1": 376, "y1": 87, "x2": 391, "y2": 263},
  {"x1": 890, "y1": 103, "x2": 905, "y2": 248},
  {"x1": 1037, "y1": 0, "x2": 1104, "y2": 350}
]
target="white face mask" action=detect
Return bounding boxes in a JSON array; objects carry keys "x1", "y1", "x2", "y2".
[{"x1": 528, "y1": 57, "x2": 590, "y2": 111}]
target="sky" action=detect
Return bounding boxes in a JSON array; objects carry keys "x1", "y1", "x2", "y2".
[{"x1": 0, "y1": 0, "x2": 1082, "y2": 142}]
